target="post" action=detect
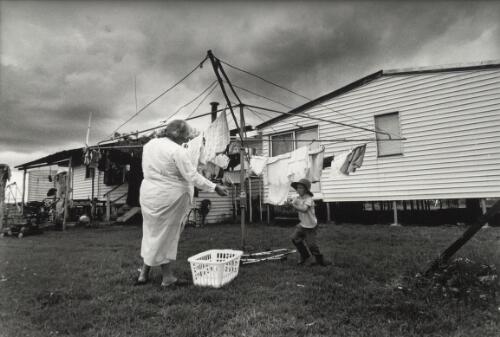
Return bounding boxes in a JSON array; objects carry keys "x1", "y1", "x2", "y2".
[
  {"x1": 21, "y1": 169, "x2": 27, "y2": 213},
  {"x1": 248, "y1": 176, "x2": 253, "y2": 223},
  {"x1": 390, "y1": 201, "x2": 400, "y2": 226},
  {"x1": 232, "y1": 185, "x2": 237, "y2": 221},
  {"x1": 210, "y1": 102, "x2": 219, "y2": 122},
  {"x1": 91, "y1": 169, "x2": 95, "y2": 220},
  {"x1": 481, "y1": 199, "x2": 489, "y2": 228},
  {"x1": 0, "y1": 180, "x2": 4, "y2": 232},
  {"x1": 259, "y1": 176, "x2": 263, "y2": 223},
  {"x1": 63, "y1": 158, "x2": 72, "y2": 230},
  {"x1": 266, "y1": 204, "x2": 271, "y2": 225},
  {"x1": 106, "y1": 193, "x2": 111, "y2": 222},
  {"x1": 239, "y1": 105, "x2": 247, "y2": 249},
  {"x1": 326, "y1": 202, "x2": 331, "y2": 223},
  {"x1": 426, "y1": 199, "x2": 500, "y2": 275}
]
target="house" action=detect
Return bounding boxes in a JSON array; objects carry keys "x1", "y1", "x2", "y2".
[
  {"x1": 15, "y1": 128, "x2": 266, "y2": 225},
  {"x1": 256, "y1": 61, "x2": 500, "y2": 225}
]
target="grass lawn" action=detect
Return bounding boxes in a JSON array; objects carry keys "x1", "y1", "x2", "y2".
[{"x1": 0, "y1": 223, "x2": 499, "y2": 337}]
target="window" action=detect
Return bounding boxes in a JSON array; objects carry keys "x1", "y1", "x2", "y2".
[
  {"x1": 270, "y1": 126, "x2": 318, "y2": 156},
  {"x1": 295, "y1": 127, "x2": 318, "y2": 149},
  {"x1": 85, "y1": 166, "x2": 95, "y2": 179},
  {"x1": 375, "y1": 112, "x2": 403, "y2": 157},
  {"x1": 271, "y1": 132, "x2": 294, "y2": 156}
]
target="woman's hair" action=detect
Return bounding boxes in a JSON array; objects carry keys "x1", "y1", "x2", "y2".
[{"x1": 160, "y1": 120, "x2": 191, "y2": 142}]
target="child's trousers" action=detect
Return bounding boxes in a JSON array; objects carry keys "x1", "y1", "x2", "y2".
[{"x1": 290, "y1": 225, "x2": 320, "y2": 255}]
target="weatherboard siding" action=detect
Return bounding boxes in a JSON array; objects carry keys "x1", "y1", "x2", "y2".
[
  {"x1": 71, "y1": 166, "x2": 128, "y2": 202},
  {"x1": 27, "y1": 170, "x2": 55, "y2": 202},
  {"x1": 260, "y1": 68, "x2": 500, "y2": 202},
  {"x1": 194, "y1": 191, "x2": 234, "y2": 224}
]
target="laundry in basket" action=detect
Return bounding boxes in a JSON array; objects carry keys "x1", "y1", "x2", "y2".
[{"x1": 188, "y1": 249, "x2": 243, "y2": 288}]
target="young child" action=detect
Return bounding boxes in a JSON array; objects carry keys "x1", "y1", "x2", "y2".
[{"x1": 288, "y1": 178, "x2": 331, "y2": 266}]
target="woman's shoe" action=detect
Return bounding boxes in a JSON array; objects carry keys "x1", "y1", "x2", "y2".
[{"x1": 133, "y1": 277, "x2": 149, "y2": 286}]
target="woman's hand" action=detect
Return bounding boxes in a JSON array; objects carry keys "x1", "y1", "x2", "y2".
[{"x1": 215, "y1": 184, "x2": 229, "y2": 196}]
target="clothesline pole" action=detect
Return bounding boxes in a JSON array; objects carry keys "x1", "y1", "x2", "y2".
[
  {"x1": 207, "y1": 50, "x2": 247, "y2": 249},
  {"x1": 239, "y1": 104, "x2": 247, "y2": 248},
  {"x1": 248, "y1": 176, "x2": 253, "y2": 223}
]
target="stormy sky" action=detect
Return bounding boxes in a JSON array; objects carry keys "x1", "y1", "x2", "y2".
[{"x1": 1, "y1": 0, "x2": 500, "y2": 187}]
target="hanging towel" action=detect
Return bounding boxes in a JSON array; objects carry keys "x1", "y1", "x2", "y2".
[
  {"x1": 308, "y1": 146, "x2": 325, "y2": 183},
  {"x1": 266, "y1": 154, "x2": 292, "y2": 205},
  {"x1": 249, "y1": 155, "x2": 268, "y2": 176},
  {"x1": 330, "y1": 151, "x2": 351, "y2": 178},
  {"x1": 203, "y1": 112, "x2": 230, "y2": 163},
  {"x1": 340, "y1": 144, "x2": 366, "y2": 174},
  {"x1": 287, "y1": 146, "x2": 309, "y2": 182}
]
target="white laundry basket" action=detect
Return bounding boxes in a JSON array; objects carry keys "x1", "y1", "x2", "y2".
[{"x1": 188, "y1": 249, "x2": 243, "y2": 288}]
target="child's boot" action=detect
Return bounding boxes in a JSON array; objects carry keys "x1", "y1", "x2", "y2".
[
  {"x1": 292, "y1": 240, "x2": 310, "y2": 265},
  {"x1": 312, "y1": 254, "x2": 332, "y2": 267}
]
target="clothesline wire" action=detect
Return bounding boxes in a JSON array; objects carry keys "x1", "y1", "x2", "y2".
[
  {"x1": 231, "y1": 83, "x2": 294, "y2": 110},
  {"x1": 160, "y1": 80, "x2": 218, "y2": 124},
  {"x1": 186, "y1": 83, "x2": 220, "y2": 120},
  {"x1": 105, "y1": 56, "x2": 208, "y2": 140},
  {"x1": 245, "y1": 106, "x2": 277, "y2": 131},
  {"x1": 219, "y1": 58, "x2": 400, "y2": 139},
  {"x1": 95, "y1": 105, "x2": 239, "y2": 146},
  {"x1": 245, "y1": 104, "x2": 396, "y2": 138},
  {"x1": 229, "y1": 137, "x2": 396, "y2": 143}
]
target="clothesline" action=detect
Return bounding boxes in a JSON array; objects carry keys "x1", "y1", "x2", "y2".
[
  {"x1": 219, "y1": 57, "x2": 400, "y2": 139},
  {"x1": 160, "y1": 80, "x2": 218, "y2": 124},
  {"x1": 230, "y1": 137, "x2": 405, "y2": 142},
  {"x1": 97, "y1": 105, "x2": 239, "y2": 145},
  {"x1": 245, "y1": 104, "x2": 395, "y2": 139},
  {"x1": 107, "y1": 56, "x2": 208, "y2": 139}
]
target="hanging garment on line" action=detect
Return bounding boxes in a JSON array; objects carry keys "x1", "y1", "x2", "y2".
[
  {"x1": 212, "y1": 154, "x2": 230, "y2": 170},
  {"x1": 265, "y1": 153, "x2": 292, "y2": 206},
  {"x1": 249, "y1": 156, "x2": 268, "y2": 175},
  {"x1": 330, "y1": 151, "x2": 351, "y2": 178},
  {"x1": 287, "y1": 146, "x2": 310, "y2": 182},
  {"x1": 330, "y1": 144, "x2": 367, "y2": 178},
  {"x1": 308, "y1": 146, "x2": 325, "y2": 183},
  {"x1": 203, "y1": 112, "x2": 230, "y2": 163},
  {"x1": 185, "y1": 134, "x2": 205, "y2": 166},
  {"x1": 340, "y1": 144, "x2": 366, "y2": 174}
]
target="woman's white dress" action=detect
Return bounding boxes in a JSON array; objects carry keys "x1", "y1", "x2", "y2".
[{"x1": 140, "y1": 137, "x2": 215, "y2": 266}]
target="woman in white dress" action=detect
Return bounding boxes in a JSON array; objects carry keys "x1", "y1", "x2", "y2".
[{"x1": 136, "y1": 120, "x2": 228, "y2": 287}]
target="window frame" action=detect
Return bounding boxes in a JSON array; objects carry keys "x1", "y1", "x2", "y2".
[
  {"x1": 85, "y1": 166, "x2": 95, "y2": 179},
  {"x1": 268, "y1": 125, "x2": 319, "y2": 156},
  {"x1": 374, "y1": 112, "x2": 403, "y2": 158}
]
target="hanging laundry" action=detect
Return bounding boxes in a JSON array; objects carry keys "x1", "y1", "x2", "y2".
[
  {"x1": 185, "y1": 134, "x2": 205, "y2": 166},
  {"x1": 203, "y1": 112, "x2": 230, "y2": 163},
  {"x1": 287, "y1": 146, "x2": 309, "y2": 182},
  {"x1": 83, "y1": 148, "x2": 101, "y2": 168},
  {"x1": 265, "y1": 153, "x2": 292, "y2": 206},
  {"x1": 330, "y1": 151, "x2": 351, "y2": 178},
  {"x1": 340, "y1": 144, "x2": 366, "y2": 174},
  {"x1": 212, "y1": 154, "x2": 230, "y2": 170},
  {"x1": 308, "y1": 146, "x2": 325, "y2": 183},
  {"x1": 249, "y1": 155, "x2": 268, "y2": 175},
  {"x1": 330, "y1": 144, "x2": 367, "y2": 178}
]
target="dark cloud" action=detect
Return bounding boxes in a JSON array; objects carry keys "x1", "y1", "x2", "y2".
[{"x1": 1, "y1": 0, "x2": 499, "y2": 174}]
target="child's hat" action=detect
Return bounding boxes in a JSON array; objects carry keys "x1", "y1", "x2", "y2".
[{"x1": 291, "y1": 178, "x2": 314, "y2": 197}]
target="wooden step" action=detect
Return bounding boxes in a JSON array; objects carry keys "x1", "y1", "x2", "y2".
[{"x1": 116, "y1": 207, "x2": 141, "y2": 223}]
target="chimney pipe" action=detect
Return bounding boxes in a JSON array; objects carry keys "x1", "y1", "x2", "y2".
[{"x1": 210, "y1": 102, "x2": 219, "y2": 122}]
